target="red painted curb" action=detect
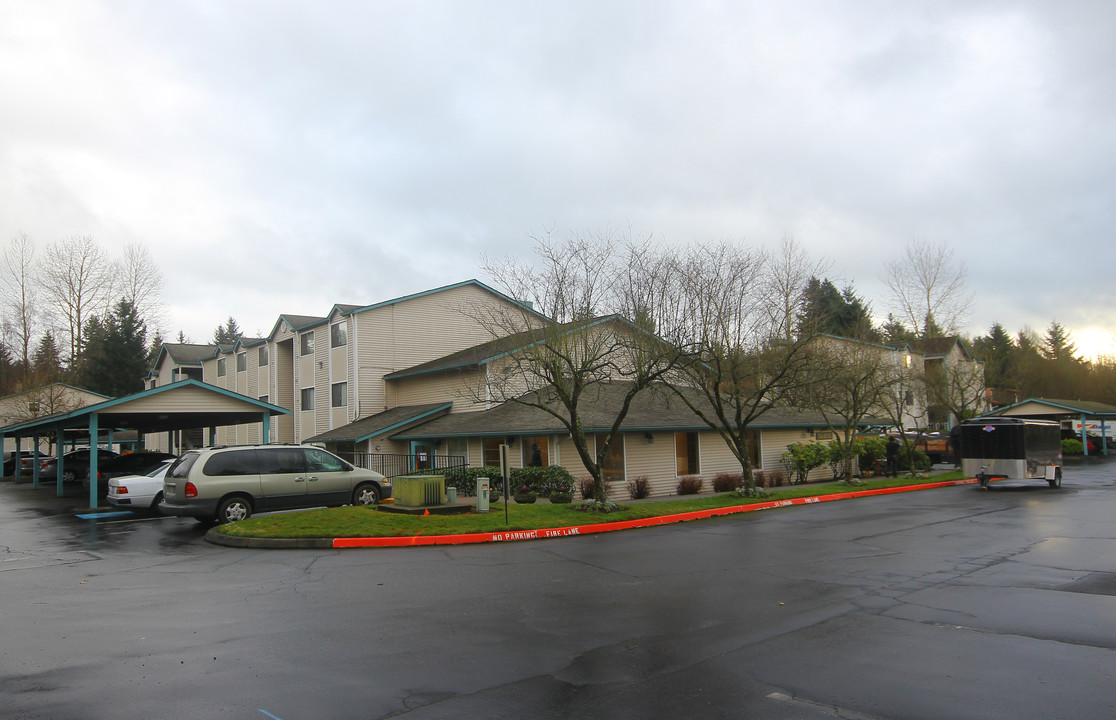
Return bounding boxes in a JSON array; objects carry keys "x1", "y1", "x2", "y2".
[{"x1": 332, "y1": 478, "x2": 979, "y2": 548}]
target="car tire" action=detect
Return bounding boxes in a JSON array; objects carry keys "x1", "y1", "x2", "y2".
[
  {"x1": 216, "y1": 495, "x2": 252, "y2": 524},
  {"x1": 151, "y1": 491, "x2": 164, "y2": 511},
  {"x1": 62, "y1": 470, "x2": 76, "y2": 483},
  {"x1": 352, "y1": 483, "x2": 381, "y2": 506}
]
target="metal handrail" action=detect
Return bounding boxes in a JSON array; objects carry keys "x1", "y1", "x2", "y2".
[{"x1": 338, "y1": 452, "x2": 467, "y2": 480}]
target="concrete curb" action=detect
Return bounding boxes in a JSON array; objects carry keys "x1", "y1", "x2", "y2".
[{"x1": 207, "y1": 477, "x2": 979, "y2": 550}]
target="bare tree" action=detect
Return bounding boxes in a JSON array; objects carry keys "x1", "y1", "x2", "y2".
[
  {"x1": 763, "y1": 235, "x2": 830, "y2": 341},
  {"x1": 666, "y1": 241, "x2": 818, "y2": 492},
  {"x1": 118, "y1": 242, "x2": 165, "y2": 329},
  {"x1": 883, "y1": 239, "x2": 972, "y2": 338},
  {"x1": 476, "y1": 230, "x2": 690, "y2": 502},
  {"x1": 0, "y1": 233, "x2": 40, "y2": 379},
  {"x1": 923, "y1": 355, "x2": 987, "y2": 428},
  {"x1": 38, "y1": 235, "x2": 115, "y2": 364}
]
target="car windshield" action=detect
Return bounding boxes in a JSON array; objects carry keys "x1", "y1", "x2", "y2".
[{"x1": 146, "y1": 461, "x2": 174, "y2": 478}]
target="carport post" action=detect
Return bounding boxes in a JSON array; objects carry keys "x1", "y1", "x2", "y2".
[
  {"x1": 1080, "y1": 413, "x2": 1089, "y2": 456},
  {"x1": 55, "y1": 429, "x2": 65, "y2": 497},
  {"x1": 88, "y1": 414, "x2": 99, "y2": 508},
  {"x1": 32, "y1": 434, "x2": 41, "y2": 486},
  {"x1": 12, "y1": 435, "x2": 22, "y2": 483},
  {"x1": 261, "y1": 413, "x2": 271, "y2": 444},
  {"x1": 209, "y1": 426, "x2": 217, "y2": 446},
  {"x1": 106, "y1": 429, "x2": 113, "y2": 452}
]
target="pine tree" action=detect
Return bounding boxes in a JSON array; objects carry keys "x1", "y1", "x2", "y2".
[
  {"x1": 79, "y1": 299, "x2": 148, "y2": 397},
  {"x1": 213, "y1": 316, "x2": 243, "y2": 345},
  {"x1": 31, "y1": 332, "x2": 64, "y2": 385}
]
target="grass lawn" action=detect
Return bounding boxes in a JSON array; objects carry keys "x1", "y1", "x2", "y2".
[{"x1": 217, "y1": 470, "x2": 967, "y2": 539}]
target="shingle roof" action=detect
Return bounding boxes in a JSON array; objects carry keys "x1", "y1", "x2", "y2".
[
  {"x1": 302, "y1": 403, "x2": 453, "y2": 444},
  {"x1": 384, "y1": 316, "x2": 628, "y2": 380},
  {"x1": 391, "y1": 382, "x2": 837, "y2": 439},
  {"x1": 163, "y1": 343, "x2": 217, "y2": 364}
]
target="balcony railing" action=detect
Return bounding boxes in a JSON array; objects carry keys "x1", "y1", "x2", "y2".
[{"x1": 338, "y1": 453, "x2": 467, "y2": 480}]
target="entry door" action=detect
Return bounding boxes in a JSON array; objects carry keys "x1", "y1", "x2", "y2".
[{"x1": 411, "y1": 442, "x2": 435, "y2": 472}]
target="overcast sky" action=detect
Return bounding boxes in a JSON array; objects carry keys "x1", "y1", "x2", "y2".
[{"x1": 2, "y1": 1, "x2": 1114, "y2": 357}]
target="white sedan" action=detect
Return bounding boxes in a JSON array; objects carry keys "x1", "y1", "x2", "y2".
[{"x1": 106, "y1": 459, "x2": 175, "y2": 511}]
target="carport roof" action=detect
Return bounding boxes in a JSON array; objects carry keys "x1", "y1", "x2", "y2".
[
  {"x1": 986, "y1": 397, "x2": 1116, "y2": 420},
  {"x1": 0, "y1": 379, "x2": 290, "y2": 438}
]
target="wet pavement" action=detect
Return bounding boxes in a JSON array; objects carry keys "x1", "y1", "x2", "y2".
[{"x1": 1, "y1": 457, "x2": 1115, "y2": 719}]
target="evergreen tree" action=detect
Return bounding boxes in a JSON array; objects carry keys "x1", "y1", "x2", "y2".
[
  {"x1": 1042, "y1": 321, "x2": 1080, "y2": 362},
  {"x1": 971, "y1": 323, "x2": 1014, "y2": 388},
  {"x1": 147, "y1": 330, "x2": 165, "y2": 369},
  {"x1": 213, "y1": 316, "x2": 242, "y2": 345},
  {"x1": 31, "y1": 332, "x2": 64, "y2": 385},
  {"x1": 79, "y1": 299, "x2": 148, "y2": 397},
  {"x1": 797, "y1": 277, "x2": 878, "y2": 340},
  {"x1": 0, "y1": 341, "x2": 15, "y2": 395},
  {"x1": 880, "y1": 313, "x2": 915, "y2": 346}
]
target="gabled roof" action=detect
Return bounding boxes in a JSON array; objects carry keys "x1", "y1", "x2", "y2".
[
  {"x1": 158, "y1": 343, "x2": 218, "y2": 366},
  {"x1": 987, "y1": 397, "x2": 1116, "y2": 419},
  {"x1": 340, "y1": 279, "x2": 546, "y2": 320},
  {"x1": 907, "y1": 336, "x2": 974, "y2": 360},
  {"x1": 303, "y1": 403, "x2": 453, "y2": 444},
  {"x1": 0, "y1": 379, "x2": 290, "y2": 437},
  {"x1": 391, "y1": 382, "x2": 842, "y2": 440},
  {"x1": 0, "y1": 383, "x2": 110, "y2": 404},
  {"x1": 268, "y1": 314, "x2": 327, "y2": 339},
  {"x1": 384, "y1": 315, "x2": 628, "y2": 381}
]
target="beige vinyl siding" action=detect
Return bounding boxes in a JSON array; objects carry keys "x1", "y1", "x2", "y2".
[
  {"x1": 272, "y1": 335, "x2": 296, "y2": 443},
  {"x1": 353, "y1": 284, "x2": 513, "y2": 417},
  {"x1": 389, "y1": 369, "x2": 487, "y2": 413},
  {"x1": 624, "y1": 432, "x2": 677, "y2": 496}
]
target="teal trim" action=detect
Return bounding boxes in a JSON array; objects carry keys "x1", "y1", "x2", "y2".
[{"x1": 88, "y1": 414, "x2": 100, "y2": 508}]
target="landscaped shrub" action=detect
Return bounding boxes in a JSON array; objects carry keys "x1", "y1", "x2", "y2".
[
  {"x1": 712, "y1": 472, "x2": 741, "y2": 492},
  {"x1": 510, "y1": 465, "x2": 575, "y2": 496},
  {"x1": 440, "y1": 465, "x2": 575, "y2": 497},
  {"x1": 548, "y1": 491, "x2": 573, "y2": 504},
  {"x1": 676, "y1": 476, "x2": 704, "y2": 495},
  {"x1": 579, "y1": 477, "x2": 597, "y2": 499},
  {"x1": 782, "y1": 442, "x2": 829, "y2": 484},
  {"x1": 766, "y1": 469, "x2": 787, "y2": 487},
  {"x1": 899, "y1": 446, "x2": 932, "y2": 472},
  {"x1": 627, "y1": 475, "x2": 651, "y2": 499},
  {"x1": 753, "y1": 470, "x2": 766, "y2": 487},
  {"x1": 1062, "y1": 438, "x2": 1084, "y2": 455},
  {"x1": 857, "y1": 436, "x2": 887, "y2": 476}
]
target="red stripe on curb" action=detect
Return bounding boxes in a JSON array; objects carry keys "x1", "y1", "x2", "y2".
[{"x1": 332, "y1": 478, "x2": 979, "y2": 548}]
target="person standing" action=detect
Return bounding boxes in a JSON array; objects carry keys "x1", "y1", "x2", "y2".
[{"x1": 885, "y1": 436, "x2": 901, "y2": 477}]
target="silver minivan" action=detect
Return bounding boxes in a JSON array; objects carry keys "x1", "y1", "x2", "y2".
[{"x1": 159, "y1": 445, "x2": 391, "y2": 523}]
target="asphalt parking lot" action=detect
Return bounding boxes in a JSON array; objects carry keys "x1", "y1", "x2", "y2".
[{"x1": 2, "y1": 457, "x2": 1115, "y2": 720}]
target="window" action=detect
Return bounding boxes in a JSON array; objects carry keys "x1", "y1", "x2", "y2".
[
  {"x1": 483, "y1": 437, "x2": 502, "y2": 466},
  {"x1": 27, "y1": 401, "x2": 40, "y2": 414},
  {"x1": 306, "y1": 447, "x2": 348, "y2": 472},
  {"x1": 300, "y1": 331, "x2": 314, "y2": 356},
  {"x1": 217, "y1": 358, "x2": 227, "y2": 377},
  {"x1": 331, "y1": 382, "x2": 347, "y2": 408},
  {"x1": 236, "y1": 352, "x2": 246, "y2": 372},
  {"x1": 744, "y1": 429, "x2": 761, "y2": 469},
  {"x1": 522, "y1": 435, "x2": 549, "y2": 467},
  {"x1": 258, "y1": 395, "x2": 268, "y2": 405},
  {"x1": 331, "y1": 322, "x2": 347, "y2": 348},
  {"x1": 257, "y1": 447, "x2": 306, "y2": 474},
  {"x1": 300, "y1": 387, "x2": 315, "y2": 411},
  {"x1": 675, "y1": 432, "x2": 699, "y2": 476},
  {"x1": 203, "y1": 450, "x2": 260, "y2": 476},
  {"x1": 597, "y1": 434, "x2": 625, "y2": 484},
  {"x1": 445, "y1": 438, "x2": 468, "y2": 461},
  {"x1": 258, "y1": 345, "x2": 269, "y2": 366}
]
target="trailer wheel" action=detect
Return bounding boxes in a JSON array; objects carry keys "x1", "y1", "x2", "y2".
[
  {"x1": 1048, "y1": 468, "x2": 1062, "y2": 489},
  {"x1": 978, "y1": 473, "x2": 989, "y2": 490}
]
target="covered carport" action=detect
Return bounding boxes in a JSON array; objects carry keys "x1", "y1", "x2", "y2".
[
  {"x1": 985, "y1": 397, "x2": 1116, "y2": 455},
  {"x1": 0, "y1": 379, "x2": 290, "y2": 507}
]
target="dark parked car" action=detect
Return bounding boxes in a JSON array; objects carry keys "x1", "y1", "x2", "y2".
[
  {"x1": 4, "y1": 450, "x2": 55, "y2": 476},
  {"x1": 87, "y1": 451, "x2": 177, "y2": 493},
  {"x1": 40, "y1": 448, "x2": 121, "y2": 483}
]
